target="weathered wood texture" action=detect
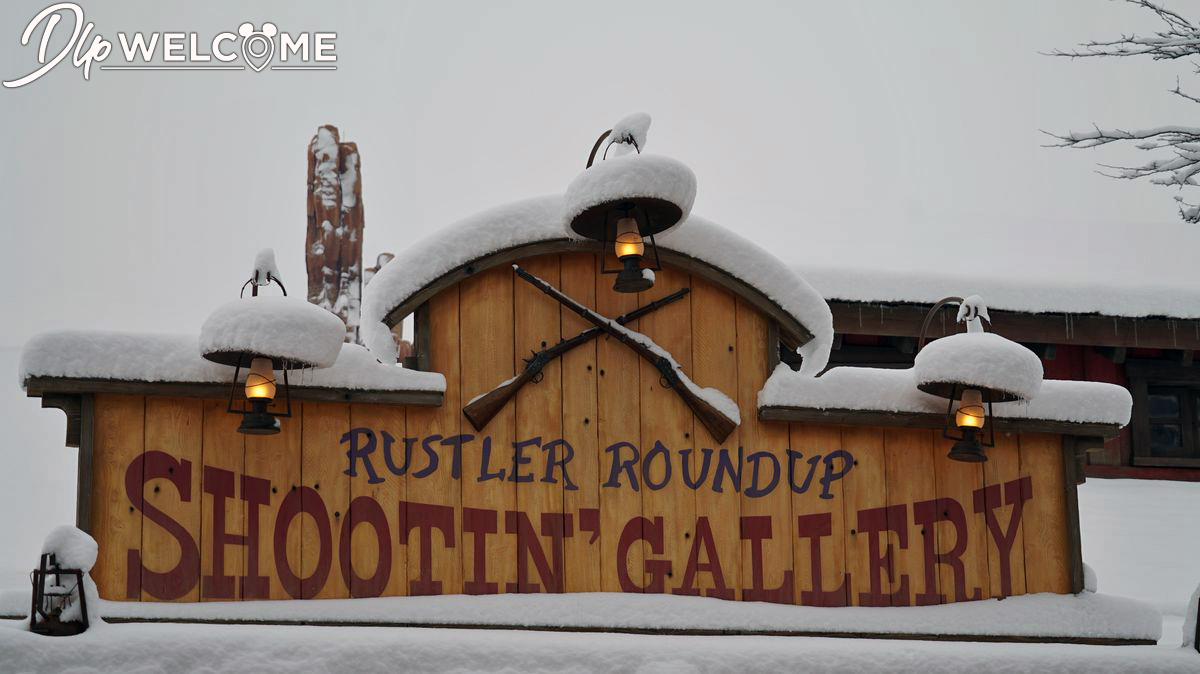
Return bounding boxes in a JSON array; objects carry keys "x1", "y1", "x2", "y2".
[{"x1": 83, "y1": 255, "x2": 1075, "y2": 607}]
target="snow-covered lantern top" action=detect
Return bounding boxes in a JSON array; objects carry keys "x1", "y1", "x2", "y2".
[
  {"x1": 30, "y1": 526, "x2": 97, "y2": 636},
  {"x1": 199, "y1": 249, "x2": 346, "y2": 435},
  {"x1": 913, "y1": 295, "x2": 1044, "y2": 462},
  {"x1": 563, "y1": 113, "x2": 697, "y2": 293}
]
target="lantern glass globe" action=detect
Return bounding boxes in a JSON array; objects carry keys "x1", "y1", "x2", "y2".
[
  {"x1": 614, "y1": 217, "x2": 644, "y2": 259},
  {"x1": 245, "y1": 357, "x2": 277, "y2": 401},
  {"x1": 955, "y1": 388, "x2": 986, "y2": 429}
]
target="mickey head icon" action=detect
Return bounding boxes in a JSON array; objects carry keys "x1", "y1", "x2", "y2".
[{"x1": 238, "y1": 22, "x2": 277, "y2": 72}]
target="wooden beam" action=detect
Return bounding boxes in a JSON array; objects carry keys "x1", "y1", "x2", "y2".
[
  {"x1": 379, "y1": 239, "x2": 816, "y2": 350},
  {"x1": 1061, "y1": 438, "x2": 1085, "y2": 595},
  {"x1": 24, "y1": 377, "x2": 443, "y2": 407},
  {"x1": 830, "y1": 301, "x2": 1200, "y2": 351},
  {"x1": 41, "y1": 394, "x2": 82, "y2": 447},
  {"x1": 76, "y1": 394, "x2": 94, "y2": 534},
  {"x1": 757, "y1": 405, "x2": 1121, "y2": 439}
]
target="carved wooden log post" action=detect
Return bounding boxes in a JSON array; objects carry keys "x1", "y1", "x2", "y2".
[{"x1": 306, "y1": 125, "x2": 365, "y2": 342}]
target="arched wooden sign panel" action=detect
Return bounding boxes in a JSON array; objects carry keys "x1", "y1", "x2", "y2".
[{"x1": 83, "y1": 251, "x2": 1077, "y2": 605}]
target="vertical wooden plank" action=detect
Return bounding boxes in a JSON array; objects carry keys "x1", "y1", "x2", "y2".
[
  {"x1": 405, "y1": 288, "x2": 462, "y2": 596},
  {"x1": 931, "y1": 436, "x2": 991, "y2": 603},
  {"x1": 244, "y1": 413, "x2": 302, "y2": 599},
  {"x1": 790, "y1": 424, "x2": 849, "y2": 607},
  {"x1": 460, "y1": 266, "x2": 517, "y2": 594},
  {"x1": 301, "y1": 402, "x2": 351, "y2": 599},
  {"x1": 142, "y1": 397, "x2": 202, "y2": 602},
  {"x1": 90, "y1": 394, "x2": 145, "y2": 600},
  {"x1": 841, "y1": 426, "x2": 886, "y2": 606},
  {"x1": 638, "y1": 266, "x2": 695, "y2": 593},
  {"x1": 560, "y1": 253, "x2": 602, "y2": 593},
  {"x1": 348, "y1": 404, "x2": 406, "y2": 597},
  {"x1": 199, "y1": 399, "x2": 244, "y2": 601},
  {"x1": 1020, "y1": 432, "x2": 1071, "y2": 594},
  {"x1": 982, "y1": 431, "x2": 1027, "y2": 597},
  {"x1": 688, "y1": 277, "x2": 740, "y2": 599},
  {"x1": 512, "y1": 254, "x2": 565, "y2": 592},
  {"x1": 595, "y1": 259, "x2": 644, "y2": 593},
  {"x1": 736, "y1": 300, "x2": 793, "y2": 603},
  {"x1": 882, "y1": 428, "x2": 936, "y2": 606}
]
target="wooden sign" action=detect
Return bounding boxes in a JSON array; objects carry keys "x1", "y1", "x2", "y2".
[{"x1": 79, "y1": 252, "x2": 1078, "y2": 606}]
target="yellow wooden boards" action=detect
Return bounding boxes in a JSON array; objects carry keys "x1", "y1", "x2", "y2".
[{"x1": 83, "y1": 257, "x2": 1078, "y2": 607}]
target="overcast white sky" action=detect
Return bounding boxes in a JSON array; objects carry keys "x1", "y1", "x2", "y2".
[{"x1": 2, "y1": 0, "x2": 1199, "y2": 352}]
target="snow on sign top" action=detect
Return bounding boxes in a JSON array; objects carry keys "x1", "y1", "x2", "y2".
[
  {"x1": 359, "y1": 195, "x2": 835, "y2": 375},
  {"x1": 802, "y1": 265, "x2": 1200, "y2": 320},
  {"x1": 19, "y1": 331, "x2": 446, "y2": 392},
  {"x1": 759, "y1": 364, "x2": 1132, "y2": 426}
]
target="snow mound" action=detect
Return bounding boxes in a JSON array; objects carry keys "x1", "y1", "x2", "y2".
[
  {"x1": 914, "y1": 332, "x2": 1043, "y2": 401},
  {"x1": 608, "y1": 112, "x2": 652, "y2": 154},
  {"x1": 19, "y1": 331, "x2": 445, "y2": 393},
  {"x1": 759, "y1": 364, "x2": 1131, "y2": 426},
  {"x1": 1084, "y1": 563, "x2": 1097, "y2": 593},
  {"x1": 251, "y1": 248, "x2": 281, "y2": 286},
  {"x1": 41, "y1": 526, "x2": 96, "y2": 572},
  {"x1": 360, "y1": 196, "x2": 834, "y2": 375},
  {"x1": 563, "y1": 154, "x2": 697, "y2": 240},
  {"x1": 200, "y1": 296, "x2": 346, "y2": 369}
]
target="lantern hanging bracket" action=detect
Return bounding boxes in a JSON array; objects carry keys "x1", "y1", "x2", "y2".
[{"x1": 240, "y1": 274, "x2": 288, "y2": 298}]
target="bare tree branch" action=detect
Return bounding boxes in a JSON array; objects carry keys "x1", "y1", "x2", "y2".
[{"x1": 1048, "y1": 0, "x2": 1200, "y2": 222}]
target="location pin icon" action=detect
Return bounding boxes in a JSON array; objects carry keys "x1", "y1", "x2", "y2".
[{"x1": 238, "y1": 23, "x2": 277, "y2": 72}]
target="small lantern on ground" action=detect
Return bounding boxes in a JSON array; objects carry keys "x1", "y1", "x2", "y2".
[
  {"x1": 199, "y1": 249, "x2": 347, "y2": 435},
  {"x1": 913, "y1": 295, "x2": 1044, "y2": 462},
  {"x1": 29, "y1": 552, "x2": 89, "y2": 636},
  {"x1": 563, "y1": 113, "x2": 698, "y2": 293}
]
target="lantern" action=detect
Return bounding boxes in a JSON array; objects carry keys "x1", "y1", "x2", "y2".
[
  {"x1": 913, "y1": 295, "x2": 1043, "y2": 463},
  {"x1": 563, "y1": 114, "x2": 698, "y2": 294},
  {"x1": 199, "y1": 249, "x2": 346, "y2": 435},
  {"x1": 29, "y1": 552, "x2": 89, "y2": 636}
]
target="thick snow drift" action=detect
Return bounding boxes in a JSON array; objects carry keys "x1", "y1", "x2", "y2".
[
  {"x1": 913, "y1": 332, "x2": 1044, "y2": 401},
  {"x1": 200, "y1": 296, "x2": 346, "y2": 368},
  {"x1": 360, "y1": 196, "x2": 834, "y2": 375},
  {"x1": 760, "y1": 364, "x2": 1131, "y2": 426},
  {"x1": 19, "y1": 332, "x2": 445, "y2": 392}
]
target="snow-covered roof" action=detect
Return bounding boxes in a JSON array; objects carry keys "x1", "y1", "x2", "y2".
[
  {"x1": 19, "y1": 331, "x2": 445, "y2": 393},
  {"x1": 759, "y1": 364, "x2": 1131, "y2": 427},
  {"x1": 802, "y1": 265, "x2": 1200, "y2": 320},
  {"x1": 361, "y1": 195, "x2": 834, "y2": 375}
]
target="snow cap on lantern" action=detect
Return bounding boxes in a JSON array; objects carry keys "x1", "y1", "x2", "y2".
[
  {"x1": 913, "y1": 295, "x2": 1043, "y2": 402},
  {"x1": 563, "y1": 113, "x2": 697, "y2": 293},
  {"x1": 199, "y1": 296, "x2": 346, "y2": 370}
]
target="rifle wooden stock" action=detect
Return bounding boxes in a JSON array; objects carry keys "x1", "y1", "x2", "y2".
[
  {"x1": 511, "y1": 264, "x2": 739, "y2": 443},
  {"x1": 461, "y1": 285, "x2": 691, "y2": 431}
]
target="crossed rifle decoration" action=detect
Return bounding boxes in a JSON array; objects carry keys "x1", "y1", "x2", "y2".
[{"x1": 462, "y1": 264, "x2": 739, "y2": 443}]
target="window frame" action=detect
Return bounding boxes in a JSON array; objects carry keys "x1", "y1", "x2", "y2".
[{"x1": 1127, "y1": 360, "x2": 1200, "y2": 468}]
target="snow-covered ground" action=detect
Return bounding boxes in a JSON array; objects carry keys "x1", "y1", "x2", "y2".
[{"x1": 1, "y1": 345, "x2": 1197, "y2": 671}]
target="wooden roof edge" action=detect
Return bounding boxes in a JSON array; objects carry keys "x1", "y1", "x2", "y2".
[
  {"x1": 758, "y1": 405, "x2": 1121, "y2": 439},
  {"x1": 379, "y1": 239, "x2": 815, "y2": 349},
  {"x1": 23, "y1": 376, "x2": 444, "y2": 407}
]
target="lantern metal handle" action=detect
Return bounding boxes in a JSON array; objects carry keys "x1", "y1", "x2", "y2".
[
  {"x1": 916, "y1": 296, "x2": 965, "y2": 353},
  {"x1": 584, "y1": 128, "x2": 642, "y2": 169},
  {"x1": 239, "y1": 274, "x2": 288, "y2": 298}
]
